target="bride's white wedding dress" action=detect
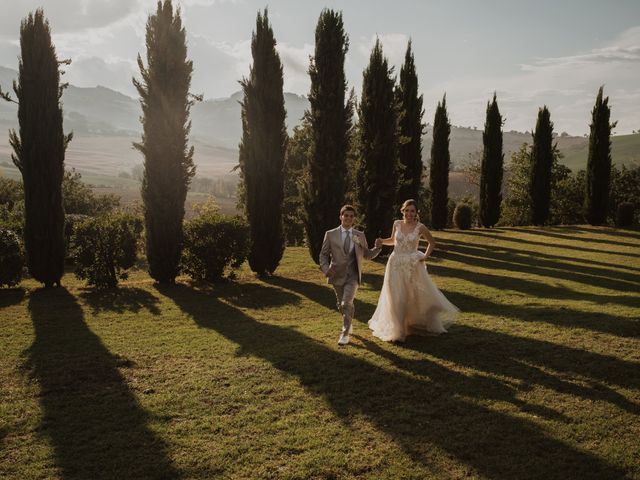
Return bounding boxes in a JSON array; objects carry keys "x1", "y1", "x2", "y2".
[{"x1": 368, "y1": 220, "x2": 458, "y2": 342}]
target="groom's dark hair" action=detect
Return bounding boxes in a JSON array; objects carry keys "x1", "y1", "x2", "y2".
[{"x1": 340, "y1": 205, "x2": 356, "y2": 216}]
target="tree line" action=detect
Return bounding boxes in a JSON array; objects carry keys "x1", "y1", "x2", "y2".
[{"x1": 1, "y1": 2, "x2": 637, "y2": 289}]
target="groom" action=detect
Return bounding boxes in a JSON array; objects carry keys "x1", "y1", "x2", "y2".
[{"x1": 319, "y1": 205, "x2": 382, "y2": 345}]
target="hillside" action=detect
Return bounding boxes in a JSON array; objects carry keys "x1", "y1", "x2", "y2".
[{"x1": 1, "y1": 65, "x2": 638, "y2": 185}]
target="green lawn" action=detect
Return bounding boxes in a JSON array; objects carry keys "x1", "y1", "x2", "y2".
[{"x1": 1, "y1": 226, "x2": 639, "y2": 479}]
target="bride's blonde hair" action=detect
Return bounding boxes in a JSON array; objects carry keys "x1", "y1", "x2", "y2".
[{"x1": 400, "y1": 199, "x2": 420, "y2": 222}]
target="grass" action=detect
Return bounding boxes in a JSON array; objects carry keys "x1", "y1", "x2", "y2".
[{"x1": 1, "y1": 226, "x2": 639, "y2": 479}]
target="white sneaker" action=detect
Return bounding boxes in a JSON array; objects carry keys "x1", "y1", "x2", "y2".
[{"x1": 337, "y1": 333, "x2": 349, "y2": 346}]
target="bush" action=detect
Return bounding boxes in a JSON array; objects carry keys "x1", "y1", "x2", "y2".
[
  {"x1": 615, "y1": 202, "x2": 635, "y2": 228},
  {"x1": 0, "y1": 200, "x2": 24, "y2": 237},
  {"x1": 182, "y1": 213, "x2": 251, "y2": 282},
  {"x1": 453, "y1": 203, "x2": 473, "y2": 230},
  {"x1": 72, "y1": 213, "x2": 143, "y2": 288},
  {"x1": 64, "y1": 214, "x2": 91, "y2": 260},
  {"x1": 0, "y1": 228, "x2": 24, "y2": 287}
]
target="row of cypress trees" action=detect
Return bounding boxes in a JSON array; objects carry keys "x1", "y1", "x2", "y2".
[
  {"x1": 1, "y1": 2, "x2": 199, "y2": 286},
  {"x1": 477, "y1": 87, "x2": 616, "y2": 228},
  {"x1": 303, "y1": 10, "x2": 432, "y2": 255},
  {"x1": 240, "y1": 8, "x2": 432, "y2": 264},
  {"x1": 2, "y1": 4, "x2": 619, "y2": 286}
]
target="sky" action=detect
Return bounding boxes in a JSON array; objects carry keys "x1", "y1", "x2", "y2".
[{"x1": 1, "y1": 0, "x2": 639, "y2": 135}]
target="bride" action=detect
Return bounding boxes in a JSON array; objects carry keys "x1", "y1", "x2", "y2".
[{"x1": 368, "y1": 199, "x2": 459, "y2": 342}]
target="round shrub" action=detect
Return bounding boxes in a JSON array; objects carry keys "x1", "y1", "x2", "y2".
[
  {"x1": 182, "y1": 214, "x2": 251, "y2": 282},
  {"x1": 64, "y1": 213, "x2": 91, "y2": 261},
  {"x1": 0, "y1": 228, "x2": 24, "y2": 287},
  {"x1": 453, "y1": 203, "x2": 473, "y2": 230},
  {"x1": 615, "y1": 202, "x2": 635, "y2": 228},
  {"x1": 72, "y1": 213, "x2": 143, "y2": 288}
]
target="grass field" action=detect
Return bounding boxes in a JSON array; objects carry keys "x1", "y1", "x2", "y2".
[{"x1": 1, "y1": 226, "x2": 639, "y2": 479}]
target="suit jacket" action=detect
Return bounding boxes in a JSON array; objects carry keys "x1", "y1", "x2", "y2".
[{"x1": 319, "y1": 227, "x2": 381, "y2": 285}]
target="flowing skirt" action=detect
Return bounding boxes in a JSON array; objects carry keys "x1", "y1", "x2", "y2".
[{"x1": 368, "y1": 251, "x2": 458, "y2": 342}]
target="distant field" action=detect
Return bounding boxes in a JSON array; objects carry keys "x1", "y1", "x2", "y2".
[
  {"x1": 0, "y1": 133, "x2": 239, "y2": 180},
  {"x1": 560, "y1": 133, "x2": 640, "y2": 171},
  {"x1": 1, "y1": 131, "x2": 638, "y2": 213}
]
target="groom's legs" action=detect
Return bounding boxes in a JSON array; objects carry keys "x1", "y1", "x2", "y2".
[{"x1": 334, "y1": 280, "x2": 359, "y2": 335}]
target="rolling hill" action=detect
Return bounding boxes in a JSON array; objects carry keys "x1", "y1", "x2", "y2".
[{"x1": 1, "y1": 65, "x2": 638, "y2": 183}]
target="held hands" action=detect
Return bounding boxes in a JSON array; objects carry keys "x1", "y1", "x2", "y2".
[{"x1": 374, "y1": 238, "x2": 383, "y2": 248}]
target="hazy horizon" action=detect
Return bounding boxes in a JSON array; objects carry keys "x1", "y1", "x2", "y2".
[{"x1": 1, "y1": 1, "x2": 639, "y2": 136}]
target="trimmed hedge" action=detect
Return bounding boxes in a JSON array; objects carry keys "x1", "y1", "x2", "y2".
[
  {"x1": 453, "y1": 203, "x2": 473, "y2": 230},
  {"x1": 0, "y1": 228, "x2": 24, "y2": 287},
  {"x1": 182, "y1": 214, "x2": 250, "y2": 282},
  {"x1": 72, "y1": 213, "x2": 143, "y2": 288}
]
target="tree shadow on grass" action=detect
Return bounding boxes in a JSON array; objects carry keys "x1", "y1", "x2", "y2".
[
  {"x1": 515, "y1": 227, "x2": 640, "y2": 249},
  {"x1": 433, "y1": 262, "x2": 640, "y2": 309},
  {"x1": 437, "y1": 238, "x2": 640, "y2": 291},
  {"x1": 399, "y1": 292, "x2": 640, "y2": 416},
  {"x1": 262, "y1": 275, "x2": 380, "y2": 325},
  {"x1": 213, "y1": 281, "x2": 301, "y2": 310},
  {"x1": 0, "y1": 287, "x2": 25, "y2": 308},
  {"x1": 78, "y1": 287, "x2": 162, "y2": 315},
  {"x1": 446, "y1": 236, "x2": 640, "y2": 275},
  {"x1": 25, "y1": 288, "x2": 178, "y2": 480},
  {"x1": 574, "y1": 226, "x2": 640, "y2": 241},
  {"x1": 157, "y1": 283, "x2": 629, "y2": 479},
  {"x1": 263, "y1": 276, "x2": 639, "y2": 401},
  {"x1": 460, "y1": 230, "x2": 640, "y2": 259},
  {"x1": 454, "y1": 289, "x2": 640, "y2": 338}
]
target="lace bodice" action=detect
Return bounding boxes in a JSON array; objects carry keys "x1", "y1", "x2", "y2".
[{"x1": 393, "y1": 220, "x2": 421, "y2": 255}]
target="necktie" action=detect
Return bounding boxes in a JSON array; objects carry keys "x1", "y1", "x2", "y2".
[{"x1": 343, "y1": 230, "x2": 351, "y2": 254}]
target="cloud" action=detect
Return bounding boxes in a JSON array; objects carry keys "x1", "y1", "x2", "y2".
[
  {"x1": 187, "y1": 34, "x2": 250, "y2": 98},
  {"x1": 277, "y1": 42, "x2": 313, "y2": 95},
  {"x1": 357, "y1": 33, "x2": 409, "y2": 72},
  {"x1": 422, "y1": 26, "x2": 640, "y2": 135},
  {"x1": 0, "y1": 0, "x2": 144, "y2": 35},
  {"x1": 65, "y1": 56, "x2": 139, "y2": 97}
]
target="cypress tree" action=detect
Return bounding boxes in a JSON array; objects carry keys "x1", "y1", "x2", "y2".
[
  {"x1": 356, "y1": 39, "x2": 398, "y2": 245},
  {"x1": 134, "y1": 0, "x2": 196, "y2": 283},
  {"x1": 585, "y1": 86, "x2": 616, "y2": 225},
  {"x1": 302, "y1": 9, "x2": 352, "y2": 263},
  {"x1": 238, "y1": 9, "x2": 287, "y2": 275},
  {"x1": 479, "y1": 93, "x2": 504, "y2": 227},
  {"x1": 429, "y1": 94, "x2": 451, "y2": 230},
  {"x1": 396, "y1": 40, "x2": 425, "y2": 206},
  {"x1": 3, "y1": 10, "x2": 71, "y2": 287},
  {"x1": 529, "y1": 106, "x2": 554, "y2": 226}
]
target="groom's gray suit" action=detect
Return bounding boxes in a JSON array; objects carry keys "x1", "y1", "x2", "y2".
[{"x1": 319, "y1": 226, "x2": 381, "y2": 337}]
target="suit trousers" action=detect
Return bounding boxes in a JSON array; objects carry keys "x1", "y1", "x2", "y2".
[{"x1": 333, "y1": 279, "x2": 359, "y2": 335}]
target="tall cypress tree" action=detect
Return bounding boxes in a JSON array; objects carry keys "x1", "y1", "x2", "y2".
[
  {"x1": 585, "y1": 86, "x2": 616, "y2": 225},
  {"x1": 479, "y1": 93, "x2": 504, "y2": 227},
  {"x1": 3, "y1": 10, "x2": 71, "y2": 287},
  {"x1": 238, "y1": 9, "x2": 287, "y2": 275},
  {"x1": 529, "y1": 106, "x2": 555, "y2": 226},
  {"x1": 302, "y1": 9, "x2": 352, "y2": 263},
  {"x1": 356, "y1": 39, "x2": 398, "y2": 245},
  {"x1": 134, "y1": 0, "x2": 196, "y2": 283},
  {"x1": 429, "y1": 94, "x2": 451, "y2": 230},
  {"x1": 396, "y1": 40, "x2": 425, "y2": 205}
]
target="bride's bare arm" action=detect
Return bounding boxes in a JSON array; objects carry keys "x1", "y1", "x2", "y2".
[
  {"x1": 419, "y1": 224, "x2": 435, "y2": 257},
  {"x1": 378, "y1": 223, "x2": 397, "y2": 246}
]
